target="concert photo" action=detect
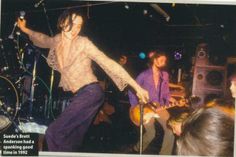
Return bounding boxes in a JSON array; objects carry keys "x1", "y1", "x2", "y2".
[{"x1": 0, "y1": 0, "x2": 235, "y2": 156}]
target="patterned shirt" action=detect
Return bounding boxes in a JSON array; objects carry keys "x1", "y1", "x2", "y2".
[
  {"x1": 28, "y1": 30, "x2": 133, "y2": 93},
  {"x1": 128, "y1": 68, "x2": 170, "y2": 106}
]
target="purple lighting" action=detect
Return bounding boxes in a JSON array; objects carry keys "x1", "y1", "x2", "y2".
[{"x1": 174, "y1": 51, "x2": 182, "y2": 60}]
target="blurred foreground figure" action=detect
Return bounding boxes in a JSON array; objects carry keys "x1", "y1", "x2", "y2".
[{"x1": 176, "y1": 104, "x2": 234, "y2": 156}]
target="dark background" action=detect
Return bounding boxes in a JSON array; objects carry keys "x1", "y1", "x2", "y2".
[
  {"x1": 2, "y1": 1, "x2": 236, "y2": 58},
  {"x1": 1, "y1": 0, "x2": 236, "y2": 92},
  {"x1": 1, "y1": 1, "x2": 236, "y2": 67},
  {"x1": 0, "y1": 0, "x2": 236, "y2": 153}
]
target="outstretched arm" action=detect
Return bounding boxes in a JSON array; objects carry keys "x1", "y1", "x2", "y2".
[
  {"x1": 17, "y1": 18, "x2": 54, "y2": 49},
  {"x1": 85, "y1": 38, "x2": 149, "y2": 104}
]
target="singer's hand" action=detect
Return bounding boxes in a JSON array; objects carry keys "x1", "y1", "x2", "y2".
[
  {"x1": 17, "y1": 18, "x2": 27, "y2": 32},
  {"x1": 136, "y1": 86, "x2": 149, "y2": 104}
]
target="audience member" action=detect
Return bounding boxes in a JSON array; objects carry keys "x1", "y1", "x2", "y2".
[{"x1": 176, "y1": 105, "x2": 234, "y2": 156}]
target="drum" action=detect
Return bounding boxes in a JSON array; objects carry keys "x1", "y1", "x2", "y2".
[{"x1": 0, "y1": 75, "x2": 19, "y2": 132}]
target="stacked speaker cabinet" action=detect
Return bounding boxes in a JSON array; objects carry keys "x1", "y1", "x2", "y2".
[{"x1": 191, "y1": 43, "x2": 227, "y2": 108}]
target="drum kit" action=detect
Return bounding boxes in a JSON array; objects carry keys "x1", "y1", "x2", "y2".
[
  {"x1": 0, "y1": 35, "x2": 56, "y2": 134},
  {"x1": 0, "y1": 34, "x2": 117, "y2": 134},
  {"x1": 0, "y1": 7, "x2": 71, "y2": 135}
]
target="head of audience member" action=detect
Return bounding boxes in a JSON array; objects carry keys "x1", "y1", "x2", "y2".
[
  {"x1": 230, "y1": 74, "x2": 236, "y2": 98},
  {"x1": 167, "y1": 109, "x2": 190, "y2": 136},
  {"x1": 176, "y1": 105, "x2": 234, "y2": 156},
  {"x1": 148, "y1": 50, "x2": 167, "y2": 70},
  {"x1": 118, "y1": 55, "x2": 128, "y2": 66}
]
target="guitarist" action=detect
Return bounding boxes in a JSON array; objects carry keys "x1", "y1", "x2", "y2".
[{"x1": 128, "y1": 50, "x2": 178, "y2": 155}]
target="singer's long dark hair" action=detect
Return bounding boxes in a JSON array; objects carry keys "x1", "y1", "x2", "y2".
[{"x1": 57, "y1": 9, "x2": 84, "y2": 32}]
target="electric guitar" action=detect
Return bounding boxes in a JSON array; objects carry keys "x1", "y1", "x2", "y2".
[{"x1": 129, "y1": 98, "x2": 188, "y2": 126}]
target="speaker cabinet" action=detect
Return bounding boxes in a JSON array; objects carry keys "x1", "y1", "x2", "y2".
[{"x1": 192, "y1": 65, "x2": 227, "y2": 108}]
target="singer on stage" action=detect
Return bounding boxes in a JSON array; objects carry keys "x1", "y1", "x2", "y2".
[{"x1": 17, "y1": 9, "x2": 149, "y2": 152}]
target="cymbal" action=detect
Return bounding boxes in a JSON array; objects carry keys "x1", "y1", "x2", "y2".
[{"x1": 0, "y1": 115, "x2": 10, "y2": 130}]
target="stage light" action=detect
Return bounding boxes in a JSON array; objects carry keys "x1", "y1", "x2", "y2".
[
  {"x1": 143, "y1": 9, "x2": 148, "y2": 15},
  {"x1": 174, "y1": 51, "x2": 182, "y2": 60},
  {"x1": 139, "y1": 52, "x2": 146, "y2": 59},
  {"x1": 220, "y1": 24, "x2": 224, "y2": 28},
  {"x1": 124, "y1": 3, "x2": 129, "y2": 9}
]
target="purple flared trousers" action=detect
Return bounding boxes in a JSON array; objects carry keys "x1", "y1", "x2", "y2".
[{"x1": 45, "y1": 83, "x2": 104, "y2": 152}]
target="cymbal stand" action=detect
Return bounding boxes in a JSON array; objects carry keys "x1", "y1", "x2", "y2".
[
  {"x1": 28, "y1": 50, "x2": 40, "y2": 120},
  {"x1": 40, "y1": 1, "x2": 54, "y2": 120},
  {"x1": 16, "y1": 34, "x2": 42, "y2": 120}
]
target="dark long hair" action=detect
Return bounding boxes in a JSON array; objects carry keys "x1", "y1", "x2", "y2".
[
  {"x1": 176, "y1": 106, "x2": 234, "y2": 156},
  {"x1": 57, "y1": 9, "x2": 84, "y2": 32}
]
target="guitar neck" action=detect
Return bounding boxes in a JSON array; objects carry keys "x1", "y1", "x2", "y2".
[
  {"x1": 147, "y1": 97, "x2": 188, "y2": 112},
  {"x1": 154, "y1": 100, "x2": 187, "y2": 111}
]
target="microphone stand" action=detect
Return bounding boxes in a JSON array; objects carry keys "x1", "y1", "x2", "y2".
[
  {"x1": 39, "y1": 2, "x2": 55, "y2": 120},
  {"x1": 139, "y1": 102, "x2": 144, "y2": 154}
]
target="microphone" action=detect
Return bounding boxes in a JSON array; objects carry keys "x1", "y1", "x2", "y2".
[
  {"x1": 34, "y1": 0, "x2": 44, "y2": 8},
  {"x1": 19, "y1": 11, "x2": 26, "y2": 20},
  {"x1": 8, "y1": 11, "x2": 25, "y2": 39}
]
